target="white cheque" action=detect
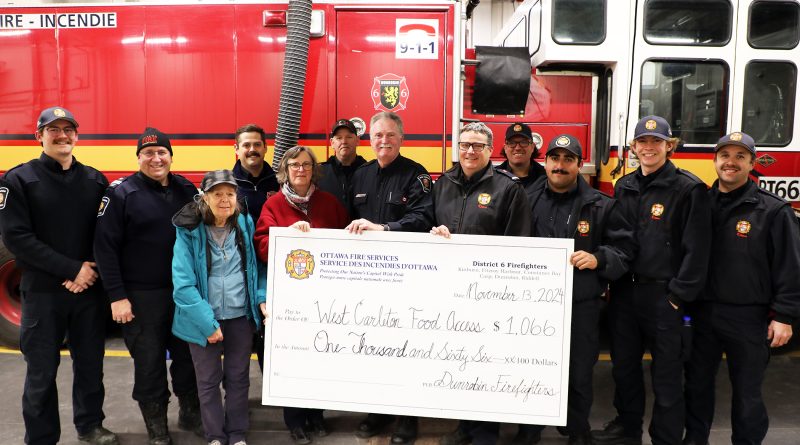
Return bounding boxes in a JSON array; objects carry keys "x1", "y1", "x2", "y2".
[{"x1": 263, "y1": 228, "x2": 574, "y2": 425}]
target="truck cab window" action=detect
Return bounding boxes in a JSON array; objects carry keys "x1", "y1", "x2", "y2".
[
  {"x1": 748, "y1": 1, "x2": 800, "y2": 49},
  {"x1": 552, "y1": 0, "x2": 606, "y2": 44},
  {"x1": 639, "y1": 60, "x2": 728, "y2": 144},
  {"x1": 644, "y1": 0, "x2": 732, "y2": 46},
  {"x1": 742, "y1": 61, "x2": 796, "y2": 146}
]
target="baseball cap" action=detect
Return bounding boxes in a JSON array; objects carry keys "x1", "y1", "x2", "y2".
[
  {"x1": 546, "y1": 134, "x2": 582, "y2": 159},
  {"x1": 201, "y1": 169, "x2": 238, "y2": 192},
  {"x1": 330, "y1": 119, "x2": 357, "y2": 137},
  {"x1": 37, "y1": 107, "x2": 79, "y2": 130},
  {"x1": 634, "y1": 115, "x2": 672, "y2": 140},
  {"x1": 505, "y1": 123, "x2": 533, "y2": 141},
  {"x1": 137, "y1": 127, "x2": 173, "y2": 155},
  {"x1": 714, "y1": 131, "x2": 756, "y2": 155}
]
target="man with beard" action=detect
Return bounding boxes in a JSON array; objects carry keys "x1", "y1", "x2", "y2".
[
  {"x1": 496, "y1": 123, "x2": 545, "y2": 198},
  {"x1": 319, "y1": 119, "x2": 367, "y2": 212}
]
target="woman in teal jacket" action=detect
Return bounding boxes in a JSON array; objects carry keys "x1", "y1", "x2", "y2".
[{"x1": 171, "y1": 169, "x2": 266, "y2": 445}]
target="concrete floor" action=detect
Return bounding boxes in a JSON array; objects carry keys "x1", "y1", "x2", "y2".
[{"x1": 0, "y1": 339, "x2": 798, "y2": 445}]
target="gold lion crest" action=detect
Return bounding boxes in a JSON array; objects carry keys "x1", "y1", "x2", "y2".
[
  {"x1": 285, "y1": 249, "x2": 315, "y2": 280},
  {"x1": 577, "y1": 220, "x2": 590, "y2": 234},
  {"x1": 736, "y1": 220, "x2": 751, "y2": 237},
  {"x1": 477, "y1": 193, "x2": 491, "y2": 206},
  {"x1": 651, "y1": 203, "x2": 664, "y2": 217}
]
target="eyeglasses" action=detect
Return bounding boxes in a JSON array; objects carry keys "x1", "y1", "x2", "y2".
[
  {"x1": 287, "y1": 161, "x2": 313, "y2": 171},
  {"x1": 44, "y1": 126, "x2": 77, "y2": 136},
  {"x1": 139, "y1": 149, "x2": 170, "y2": 159},
  {"x1": 457, "y1": 142, "x2": 489, "y2": 152},
  {"x1": 506, "y1": 140, "x2": 532, "y2": 148}
]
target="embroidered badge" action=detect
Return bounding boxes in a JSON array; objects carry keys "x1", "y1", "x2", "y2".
[
  {"x1": 417, "y1": 174, "x2": 432, "y2": 193},
  {"x1": 477, "y1": 193, "x2": 491, "y2": 207},
  {"x1": 645, "y1": 119, "x2": 657, "y2": 130},
  {"x1": 53, "y1": 108, "x2": 66, "y2": 118},
  {"x1": 0, "y1": 187, "x2": 8, "y2": 210},
  {"x1": 651, "y1": 203, "x2": 664, "y2": 220},
  {"x1": 556, "y1": 136, "x2": 571, "y2": 147},
  {"x1": 736, "y1": 220, "x2": 751, "y2": 238},
  {"x1": 577, "y1": 220, "x2": 590, "y2": 236},
  {"x1": 730, "y1": 132, "x2": 743, "y2": 141},
  {"x1": 97, "y1": 196, "x2": 110, "y2": 217}
]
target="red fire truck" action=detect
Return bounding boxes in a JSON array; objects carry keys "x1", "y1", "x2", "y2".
[{"x1": 1, "y1": 0, "x2": 799, "y2": 346}]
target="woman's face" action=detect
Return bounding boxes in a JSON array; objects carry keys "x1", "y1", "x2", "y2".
[
  {"x1": 287, "y1": 151, "x2": 314, "y2": 193},
  {"x1": 204, "y1": 183, "x2": 237, "y2": 222}
]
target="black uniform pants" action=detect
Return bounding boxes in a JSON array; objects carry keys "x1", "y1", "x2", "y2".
[
  {"x1": 458, "y1": 420, "x2": 499, "y2": 445},
  {"x1": 20, "y1": 290, "x2": 108, "y2": 445},
  {"x1": 122, "y1": 288, "x2": 196, "y2": 403},
  {"x1": 519, "y1": 298, "x2": 600, "y2": 436},
  {"x1": 608, "y1": 280, "x2": 685, "y2": 445},
  {"x1": 283, "y1": 407, "x2": 324, "y2": 430},
  {"x1": 684, "y1": 302, "x2": 770, "y2": 445}
]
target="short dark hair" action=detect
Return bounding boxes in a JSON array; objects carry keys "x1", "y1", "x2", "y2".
[{"x1": 235, "y1": 124, "x2": 266, "y2": 146}]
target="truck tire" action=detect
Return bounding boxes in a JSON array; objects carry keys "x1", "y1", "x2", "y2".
[{"x1": 0, "y1": 237, "x2": 21, "y2": 348}]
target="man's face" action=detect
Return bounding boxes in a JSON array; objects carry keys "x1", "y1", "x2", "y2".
[
  {"x1": 235, "y1": 131, "x2": 267, "y2": 170},
  {"x1": 503, "y1": 135, "x2": 535, "y2": 167},
  {"x1": 331, "y1": 127, "x2": 358, "y2": 164},
  {"x1": 632, "y1": 136, "x2": 671, "y2": 172},
  {"x1": 370, "y1": 118, "x2": 403, "y2": 168},
  {"x1": 36, "y1": 119, "x2": 78, "y2": 158},
  {"x1": 545, "y1": 148, "x2": 581, "y2": 192},
  {"x1": 714, "y1": 145, "x2": 754, "y2": 191},
  {"x1": 458, "y1": 131, "x2": 491, "y2": 178},
  {"x1": 137, "y1": 145, "x2": 173, "y2": 184}
]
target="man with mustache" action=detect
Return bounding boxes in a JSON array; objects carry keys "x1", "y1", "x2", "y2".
[
  {"x1": 516, "y1": 134, "x2": 633, "y2": 445},
  {"x1": 318, "y1": 119, "x2": 367, "y2": 212},
  {"x1": 0, "y1": 107, "x2": 117, "y2": 444},
  {"x1": 347, "y1": 111, "x2": 434, "y2": 444},
  {"x1": 683, "y1": 132, "x2": 800, "y2": 445},
  {"x1": 94, "y1": 128, "x2": 202, "y2": 444},
  {"x1": 496, "y1": 123, "x2": 545, "y2": 198}
]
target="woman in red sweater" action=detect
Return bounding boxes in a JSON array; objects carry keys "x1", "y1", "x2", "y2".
[{"x1": 253, "y1": 145, "x2": 349, "y2": 444}]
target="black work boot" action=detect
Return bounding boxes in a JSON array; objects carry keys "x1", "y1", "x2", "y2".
[
  {"x1": 78, "y1": 425, "x2": 120, "y2": 445},
  {"x1": 591, "y1": 419, "x2": 642, "y2": 445},
  {"x1": 139, "y1": 401, "x2": 172, "y2": 445},
  {"x1": 178, "y1": 391, "x2": 204, "y2": 437},
  {"x1": 391, "y1": 416, "x2": 418, "y2": 444}
]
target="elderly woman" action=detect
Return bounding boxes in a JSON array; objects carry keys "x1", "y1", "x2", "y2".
[
  {"x1": 171, "y1": 169, "x2": 267, "y2": 445},
  {"x1": 254, "y1": 146, "x2": 349, "y2": 444}
]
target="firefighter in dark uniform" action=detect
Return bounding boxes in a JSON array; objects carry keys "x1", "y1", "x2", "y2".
[
  {"x1": 0, "y1": 107, "x2": 118, "y2": 445},
  {"x1": 318, "y1": 119, "x2": 367, "y2": 212},
  {"x1": 434, "y1": 122, "x2": 531, "y2": 445},
  {"x1": 593, "y1": 116, "x2": 711, "y2": 445},
  {"x1": 496, "y1": 123, "x2": 545, "y2": 198},
  {"x1": 230, "y1": 123, "x2": 279, "y2": 371},
  {"x1": 514, "y1": 134, "x2": 633, "y2": 445},
  {"x1": 347, "y1": 111, "x2": 433, "y2": 444},
  {"x1": 683, "y1": 132, "x2": 800, "y2": 445},
  {"x1": 94, "y1": 128, "x2": 202, "y2": 445}
]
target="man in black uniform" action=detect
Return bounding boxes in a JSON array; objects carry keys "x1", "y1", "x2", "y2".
[
  {"x1": 495, "y1": 123, "x2": 545, "y2": 197},
  {"x1": 318, "y1": 119, "x2": 367, "y2": 211},
  {"x1": 683, "y1": 132, "x2": 800, "y2": 445},
  {"x1": 434, "y1": 121, "x2": 530, "y2": 445},
  {"x1": 593, "y1": 116, "x2": 711, "y2": 445},
  {"x1": 230, "y1": 123, "x2": 279, "y2": 371},
  {"x1": 347, "y1": 111, "x2": 433, "y2": 444},
  {"x1": 516, "y1": 134, "x2": 633, "y2": 445},
  {"x1": 0, "y1": 107, "x2": 117, "y2": 445},
  {"x1": 94, "y1": 128, "x2": 201, "y2": 444}
]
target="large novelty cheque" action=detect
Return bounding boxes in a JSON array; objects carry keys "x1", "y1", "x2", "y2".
[{"x1": 263, "y1": 228, "x2": 574, "y2": 425}]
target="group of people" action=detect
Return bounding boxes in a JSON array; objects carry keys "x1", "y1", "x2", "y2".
[{"x1": 0, "y1": 106, "x2": 797, "y2": 445}]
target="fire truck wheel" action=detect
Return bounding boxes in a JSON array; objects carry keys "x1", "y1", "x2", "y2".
[{"x1": 0, "y1": 237, "x2": 21, "y2": 348}]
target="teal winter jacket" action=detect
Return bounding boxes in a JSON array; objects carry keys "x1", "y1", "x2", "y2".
[{"x1": 171, "y1": 200, "x2": 266, "y2": 346}]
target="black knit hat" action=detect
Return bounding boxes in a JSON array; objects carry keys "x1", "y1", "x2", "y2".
[{"x1": 137, "y1": 127, "x2": 173, "y2": 155}]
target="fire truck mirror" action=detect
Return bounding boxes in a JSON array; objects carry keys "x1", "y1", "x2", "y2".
[{"x1": 472, "y1": 46, "x2": 531, "y2": 115}]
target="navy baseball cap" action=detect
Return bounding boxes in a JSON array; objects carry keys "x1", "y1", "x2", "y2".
[
  {"x1": 546, "y1": 134, "x2": 582, "y2": 159},
  {"x1": 505, "y1": 123, "x2": 533, "y2": 141},
  {"x1": 201, "y1": 169, "x2": 238, "y2": 192},
  {"x1": 137, "y1": 127, "x2": 173, "y2": 155},
  {"x1": 330, "y1": 119, "x2": 357, "y2": 137},
  {"x1": 715, "y1": 131, "x2": 756, "y2": 155},
  {"x1": 37, "y1": 106, "x2": 79, "y2": 130},
  {"x1": 634, "y1": 115, "x2": 672, "y2": 140}
]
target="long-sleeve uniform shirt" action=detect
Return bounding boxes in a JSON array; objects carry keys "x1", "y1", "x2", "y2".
[
  {"x1": 0, "y1": 153, "x2": 108, "y2": 293},
  {"x1": 94, "y1": 172, "x2": 198, "y2": 302},
  {"x1": 528, "y1": 176, "x2": 634, "y2": 302},
  {"x1": 705, "y1": 179, "x2": 800, "y2": 323},
  {"x1": 318, "y1": 154, "x2": 367, "y2": 212},
  {"x1": 350, "y1": 154, "x2": 433, "y2": 231}
]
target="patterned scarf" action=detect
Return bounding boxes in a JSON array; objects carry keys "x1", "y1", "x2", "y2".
[{"x1": 282, "y1": 182, "x2": 315, "y2": 215}]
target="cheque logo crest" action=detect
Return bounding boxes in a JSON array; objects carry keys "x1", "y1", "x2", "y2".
[{"x1": 285, "y1": 249, "x2": 315, "y2": 280}]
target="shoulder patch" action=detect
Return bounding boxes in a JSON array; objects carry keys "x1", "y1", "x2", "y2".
[
  {"x1": 108, "y1": 176, "x2": 128, "y2": 188},
  {"x1": 0, "y1": 187, "x2": 8, "y2": 210},
  {"x1": 417, "y1": 174, "x2": 432, "y2": 193},
  {"x1": 97, "y1": 196, "x2": 110, "y2": 217},
  {"x1": 494, "y1": 168, "x2": 518, "y2": 181}
]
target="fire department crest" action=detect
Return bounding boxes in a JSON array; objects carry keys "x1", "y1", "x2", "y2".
[
  {"x1": 577, "y1": 220, "x2": 590, "y2": 235},
  {"x1": 556, "y1": 136, "x2": 571, "y2": 147},
  {"x1": 730, "y1": 132, "x2": 743, "y2": 141},
  {"x1": 54, "y1": 108, "x2": 66, "y2": 118},
  {"x1": 736, "y1": 220, "x2": 751, "y2": 237},
  {"x1": 0, "y1": 187, "x2": 8, "y2": 210},
  {"x1": 97, "y1": 196, "x2": 110, "y2": 217},
  {"x1": 371, "y1": 73, "x2": 410, "y2": 112},
  {"x1": 513, "y1": 124, "x2": 523, "y2": 132},
  {"x1": 477, "y1": 193, "x2": 491, "y2": 206},
  {"x1": 645, "y1": 119, "x2": 657, "y2": 130},
  {"x1": 285, "y1": 249, "x2": 315, "y2": 280},
  {"x1": 651, "y1": 203, "x2": 664, "y2": 219}
]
